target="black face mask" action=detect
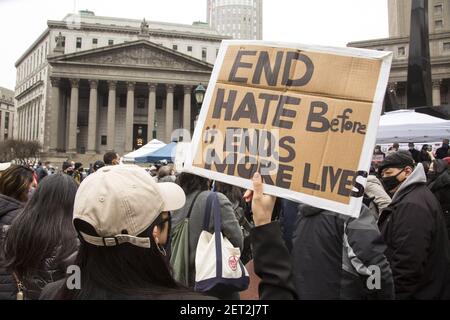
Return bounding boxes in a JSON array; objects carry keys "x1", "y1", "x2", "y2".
[{"x1": 381, "y1": 168, "x2": 405, "y2": 193}]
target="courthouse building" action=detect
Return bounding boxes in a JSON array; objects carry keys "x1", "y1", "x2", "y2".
[
  {"x1": 0, "y1": 87, "x2": 14, "y2": 141},
  {"x1": 348, "y1": 0, "x2": 450, "y2": 108},
  {"x1": 14, "y1": 10, "x2": 228, "y2": 158}
]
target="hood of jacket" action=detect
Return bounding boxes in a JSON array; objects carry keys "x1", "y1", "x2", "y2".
[
  {"x1": 0, "y1": 194, "x2": 23, "y2": 220},
  {"x1": 391, "y1": 163, "x2": 427, "y2": 202}
]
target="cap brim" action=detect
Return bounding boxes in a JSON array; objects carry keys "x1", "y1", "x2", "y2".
[{"x1": 157, "y1": 182, "x2": 186, "y2": 212}]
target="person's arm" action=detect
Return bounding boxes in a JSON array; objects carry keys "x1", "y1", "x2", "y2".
[
  {"x1": 365, "y1": 176, "x2": 392, "y2": 213},
  {"x1": 245, "y1": 173, "x2": 297, "y2": 300},
  {"x1": 346, "y1": 205, "x2": 395, "y2": 300}
]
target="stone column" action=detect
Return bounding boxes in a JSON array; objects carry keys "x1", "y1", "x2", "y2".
[
  {"x1": 183, "y1": 85, "x2": 192, "y2": 141},
  {"x1": 147, "y1": 83, "x2": 156, "y2": 142},
  {"x1": 87, "y1": 80, "x2": 98, "y2": 154},
  {"x1": 432, "y1": 79, "x2": 442, "y2": 106},
  {"x1": 19, "y1": 109, "x2": 22, "y2": 140},
  {"x1": 0, "y1": 110, "x2": 5, "y2": 142},
  {"x1": 25, "y1": 104, "x2": 29, "y2": 141},
  {"x1": 49, "y1": 78, "x2": 61, "y2": 151},
  {"x1": 107, "y1": 80, "x2": 117, "y2": 151},
  {"x1": 8, "y1": 110, "x2": 13, "y2": 139},
  {"x1": 125, "y1": 82, "x2": 135, "y2": 152},
  {"x1": 68, "y1": 79, "x2": 79, "y2": 153},
  {"x1": 31, "y1": 100, "x2": 35, "y2": 140},
  {"x1": 165, "y1": 84, "x2": 174, "y2": 143}
]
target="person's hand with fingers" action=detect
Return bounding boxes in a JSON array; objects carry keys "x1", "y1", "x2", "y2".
[{"x1": 244, "y1": 172, "x2": 276, "y2": 226}]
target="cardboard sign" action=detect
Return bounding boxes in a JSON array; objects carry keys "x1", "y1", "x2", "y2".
[{"x1": 184, "y1": 40, "x2": 392, "y2": 217}]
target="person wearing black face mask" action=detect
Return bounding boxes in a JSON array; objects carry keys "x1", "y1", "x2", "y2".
[{"x1": 377, "y1": 150, "x2": 450, "y2": 300}]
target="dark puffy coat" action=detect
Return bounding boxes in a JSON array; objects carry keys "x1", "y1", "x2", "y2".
[
  {"x1": 427, "y1": 161, "x2": 450, "y2": 242},
  {"x1": 291, "y1": 203, "x2": 394, "y2": 300},
  {"x1": 0, "y1": 194, "x2": 23, "y2": 300},
  {"x1": 378, "y1": 164, "x2": 450, "y2": 299}
]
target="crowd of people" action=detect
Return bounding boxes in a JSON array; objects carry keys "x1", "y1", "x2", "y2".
[{"x1": 0, "y1": 139, "x2": 448, "y2": 300}]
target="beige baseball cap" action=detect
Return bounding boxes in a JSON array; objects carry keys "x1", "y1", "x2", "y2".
[{"x1": 73, "y1": 164, "x2": 186, "y2": 248}]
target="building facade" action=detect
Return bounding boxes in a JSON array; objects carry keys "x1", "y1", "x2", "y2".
[
  {"x1": 207, "y1": 0, "x2": 263, "y2": 40},
  {"x1": 14, "y1": 11, "x2": 229, "y2": 158},
  {"x1": 348, "y1": 0, "x2": 450, "y2": 108},
  {"x1": 0, "y1": 87, "x2": 14, "y2": 141}
]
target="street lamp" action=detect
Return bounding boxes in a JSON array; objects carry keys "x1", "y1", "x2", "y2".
[
  {"x1": 194, "y1": 84, "x2": 206, "y2": 129},
  {"x1": 194, "y1": 84, "x2": 206, "y2": 115}
]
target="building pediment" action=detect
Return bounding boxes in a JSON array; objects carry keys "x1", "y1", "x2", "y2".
[{"x1": 48, "y1": 40, "x2": 213, "y2": 72}]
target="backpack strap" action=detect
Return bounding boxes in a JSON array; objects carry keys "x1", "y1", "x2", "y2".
[{"x1": 187, "y1": 191, "x2": 202, "y2": 219}]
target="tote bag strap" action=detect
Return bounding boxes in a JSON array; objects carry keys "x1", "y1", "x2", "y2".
[{"x1": 202, "y1": 191, "x2": 221, "y2": 230}]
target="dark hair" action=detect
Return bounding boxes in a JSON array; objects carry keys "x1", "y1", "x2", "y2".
[
  {"x1": 0, "y1": 165, "x2": 34, "y2": 202},
  {"x1": 56, "y1": 213, "x2": 189, "y2": 299},
  {"x1": 62, "y1": 161, "x2": 71, "y2": 171},
  {"x1": 176, "y1": 173, "x2": 209, "y2": 195},
  {"x1": 214, "y1": 181, "x2": 244, "y2": 207},
  {"x1": 4, "y1": 173, "x2": 78, "y2": 277},
  {"x1": 103, "y1": 152, "x2": 118, "y2": 165},
  {"x1": 421, "y1": 144, "x2": 429, "y2": 152},
  {"x1": 74, "y1": 162, "x2": 83, "y2": 170},
  {"x1": 93, "y1": 160, "x2": 105, "y2": 172}
]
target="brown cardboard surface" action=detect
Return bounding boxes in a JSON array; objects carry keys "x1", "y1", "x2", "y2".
[
  {"x1": 193, "y1": 84, "x2": 372, "y2": 204},
  {"x1": 187, "y1": 41, "x2": 391, "y2": 215},
  {"x1": 218, "y1": 45, "x2": 382, "y2": 103}
]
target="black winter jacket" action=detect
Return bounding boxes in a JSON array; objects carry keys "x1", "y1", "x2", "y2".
[
  {"x1": 0, "y1": 194, "x2": 23, "y2": 300},
  {"x1": 427, "y1": 163, "x2": 450, "y2": 242},
  {"x1": 292, "y1": 203, "x2": 394, "y2": 300},
  {"x1": 378, "y1": 163, "x2": 450, "y2": 299},
  {"x1": 0, "y1": 193, "x2": 78, "y2": 300}
]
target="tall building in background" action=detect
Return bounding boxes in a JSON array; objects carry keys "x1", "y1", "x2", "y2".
[
  {"x1": 0, "y1": 87, "x2": 14, "y2": 141},
  {"x1": 389, "y1": 0, "x2": 450, "y2": 37},
  {"x1": 14, "y1": 10, "x2": 228, "y2": 164},
  {"x1": 348, "y1": 0, "x2": 450, "y2": 109},
  {"x1": 207, "y1": 0, "x2": 263, "y2": 40}
]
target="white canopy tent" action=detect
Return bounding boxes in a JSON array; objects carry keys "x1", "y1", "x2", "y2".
[
  {"x1": 122, "y1": 139, "x2": 166, "y2": 163},
  {"x1": 376, "y1": 110, "x2": 450, "y2": 143}
]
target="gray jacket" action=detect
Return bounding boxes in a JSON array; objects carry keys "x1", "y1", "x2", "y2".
[
  {"x1": 365, "y1": 175, "x2": 392, "y2": 219},
  {"x1": 172, "y1": 190, "x2": 243, "y2": 287}
]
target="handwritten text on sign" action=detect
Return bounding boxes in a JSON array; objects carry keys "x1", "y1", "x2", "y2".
[{"x1": 188, "y1": 42, "x2": 391, "y2": 216}]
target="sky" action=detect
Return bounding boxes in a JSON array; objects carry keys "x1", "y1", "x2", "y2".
[{"x1": 0, "y1": 0, "x2": 389, "y2": 90}]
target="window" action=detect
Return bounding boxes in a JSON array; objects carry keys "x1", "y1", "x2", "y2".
[
  {"x1": 187, "y1": 46, "x2": 193, "y2": 52},
  {"x1": 172, "y1": 44, "x2": 178, "y2": 51},
  {"x1": 398, "y1": 47, "x2": 405, "y2": 56},
  {"x1": 92, "y1": 38, "x2": 98, "y2": 44},
  {"x1": 108, "y1": 39, "x2": 114, "y2": 45},
  {"x1": 76, "y1": 37, "x2": 82, "y2": 49},
  {"x1": 101, "y1": 136, "x2": 107, "y2": 145},
  {"x1": 202, "y1": 48, "x2": 207, "y2": 61},
  {"x1": 444, "y1": 42, "x2": 450, "y2": 51},
  {"x1": 435, "y1": 19, "x2": 443, "y2": 28},
  {"x1": 435, "y1": 4, "x2": 443, "y2": 15}
]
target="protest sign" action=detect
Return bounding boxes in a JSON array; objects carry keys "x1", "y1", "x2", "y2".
[{"x1": 184, "y1": 40, "x2": 392, "y2": 217}]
